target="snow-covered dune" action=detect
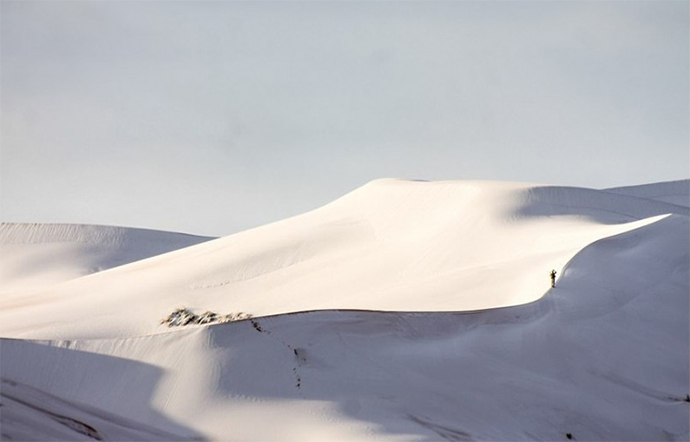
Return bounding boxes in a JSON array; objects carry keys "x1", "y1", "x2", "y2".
[
  {"x1": 604, "y1": 179, "x2": 690, "y2": 208},
  {"x1": 0, "y1": 223, "x2": 214, "y2": 295},
  {"x1": 1, "y1": 207, "x2": 687, "y2": 441},
  {"x1": 1, "y1": 179, "x2": 687, "y2": 441},
  {"x1": 0, "y1": 180, "x2": 685, "y2": 339}
]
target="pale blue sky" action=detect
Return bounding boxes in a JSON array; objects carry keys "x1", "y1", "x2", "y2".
[{"x1": 2, "y1": 1, "x2": 688, "y2": 236}]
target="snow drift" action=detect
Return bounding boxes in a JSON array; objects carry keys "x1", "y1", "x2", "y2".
[{"x1": 0, "y1": 179, "x2": 688, "y2": 441}]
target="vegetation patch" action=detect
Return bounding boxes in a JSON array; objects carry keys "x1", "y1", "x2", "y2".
[{"x1": 160, "y1": 308, "x2": 252, "y2": 327}]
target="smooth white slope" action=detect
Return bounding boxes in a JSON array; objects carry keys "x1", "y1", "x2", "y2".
[
  {"x1": 0, "y1": 180, "x2": 686, "y2": 339},
  {"x1": 2, "y1": 213, "x2": 687, "y2": 441},
  {"x1": 0, "y1": 223, "x2": 213, "y2": 294}
]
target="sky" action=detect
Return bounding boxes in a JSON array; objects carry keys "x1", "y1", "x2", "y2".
[{"x1": 1, "y1": 1, "x2": 688, "y2": 236}]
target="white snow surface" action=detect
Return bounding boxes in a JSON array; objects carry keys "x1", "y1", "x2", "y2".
[
  {"x1": 0, "y1": 223, "x2": 214, "y2": 295},
  {"x1": 1, "y1": 179, "x2": 688, "y2": 441}
]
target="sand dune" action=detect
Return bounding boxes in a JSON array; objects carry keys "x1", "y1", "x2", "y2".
[
  {"x1": 1, "y1": 179, "x2": 687, "y2": 441},
  {"x1": 1, "y1": 180, "x2": 685, "y2": 340},
  {"x1": 604, "y1": 179, "x2": 690, "y2": 208},
  {"x1": 0, "y1": 223, "x2": 213, "y2": 295}
]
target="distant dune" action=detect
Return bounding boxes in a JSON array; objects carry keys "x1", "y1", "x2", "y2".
[
  {"x1": 604, "y1": 179, "x2": 690, "y2": 207},
  {"x1": 0, "y1": 223, "x2": 214, "y2": 295},
  {"x1": 1, "y1": 179, "x2": 688, "y2": 441}
]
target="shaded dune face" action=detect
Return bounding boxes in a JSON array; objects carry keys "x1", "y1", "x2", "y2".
[
  {"x1": 0, "y1": 180, "x2": 686, "y2": 340},
  {"x1": 604, "y1": 179, "x2": 690, "y2": 208}
]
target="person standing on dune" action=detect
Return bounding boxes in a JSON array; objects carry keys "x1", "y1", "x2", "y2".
[{"x1": 550, "y1": 269, "x2": 557, "y2": 288}]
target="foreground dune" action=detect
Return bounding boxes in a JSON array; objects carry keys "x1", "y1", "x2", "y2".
[{"x1": 1, "y1": 179, "x2": 688, "y2": 441}]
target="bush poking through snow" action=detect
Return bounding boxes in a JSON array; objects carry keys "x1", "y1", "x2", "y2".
[{"x1": 160, "y1": 308, "x2": 252, "y2": 327}]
